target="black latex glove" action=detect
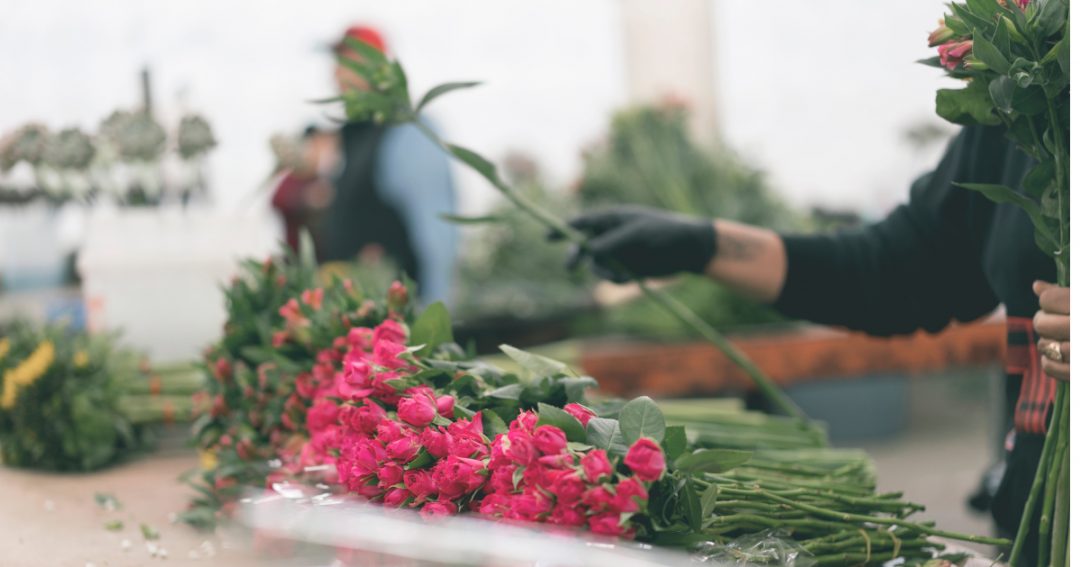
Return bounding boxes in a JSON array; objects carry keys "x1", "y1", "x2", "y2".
[{"x1": 549, "y1": 206, "x2": 717, "y2": 282}]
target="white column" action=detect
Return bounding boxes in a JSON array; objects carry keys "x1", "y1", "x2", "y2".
[{"x1": 620, "y1": 0, "x2": 721, "y2": 143}]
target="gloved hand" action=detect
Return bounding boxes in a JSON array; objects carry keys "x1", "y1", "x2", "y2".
[{"x1": 549, "y1": 206, "x2": 717, "y2": 282}]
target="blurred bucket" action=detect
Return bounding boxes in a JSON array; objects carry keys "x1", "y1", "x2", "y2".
[{"x1": 77, "y1": 205, "x2": 278, "y2": 363}]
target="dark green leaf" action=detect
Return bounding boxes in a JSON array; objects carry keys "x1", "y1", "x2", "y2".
[
  {"x1": 485, "y1": 383, "x2": 524, "y2": 400},
  {"x1": 1031, "y1": 0, "x2": 1067, "y2": 37},
  {"x1": 966, "y1": 0, "x2": 1002, "y2": 20},
  {"x1": 410, "y1": 302, "x2": 453, "y2": 357},
  {"x1": 989, "y1": 75, "x2": 1017, "y2": 112},
  {"x1": 406, "y1": 449, "x2": 434, "y2": 470},
  {"x1": 585, "y1": 417, "x2": 629, "y2": 454},
  {"x1": 661, "y1": 425, "x2": 688, "y2": 461},
  {"x1": 512, "y1": 466, "x2": 525, "y2": 490},
  {"x1": 558, "y1": 377, "x2": 597, "y2": 403},
  {"x1": 700, "y1": 483, "x2": 719, "y2": 519},
  {"x1": 499, "y1": 344, "x2": 570, "y2": 378},
  {"x1": 935, "y1": 81, "x2": 1001, "y2": 125},
  {"x1": 618, "y1": 396, "x2": 666, "y2": 444},
  {"x1": 537, "y1": 402, "x2": 586, "y2": 442},
  {"x1": 955, "y1": 183, "x2": 1051, "y2": 236},
  {"x1": 448, "y1": 144, "x2": 500, "y2": 185},
  {"x1": 673, "y1": 449, "x2": 753, "y2": 474},
  {"x1": 974, "y1": 30, "x2": 1011, "y2": 74},
  {"x1": 416, "y1": 81, "x2": 482, "y2": 113},
  {"x1": 1058, "y1": 22, "x2": 1070, "y2": 80},
  {"x1": 679, "y1": 479, "x2": 703, "y2": 531}
]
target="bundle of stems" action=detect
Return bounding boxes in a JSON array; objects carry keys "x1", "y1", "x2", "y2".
[
  {"x1": 693, "y1": 473, "x2": 1010, "y2": 566},
  {"x1": 659, "y1": 398, "x2": 828, "y2": 449}
]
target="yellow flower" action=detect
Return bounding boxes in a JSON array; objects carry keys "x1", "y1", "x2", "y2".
[
  {"x1": 1, "y1": 341, "x2": 55, "y2": 409},
  {"x1": 73, "y1": 350, "x2": 89, "y2": 368},
  {"x1": 199, "y1": 449, "x2": 219, "y2": 471}
]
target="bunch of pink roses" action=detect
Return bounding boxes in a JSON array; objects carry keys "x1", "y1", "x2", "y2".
[{"x1": 475, "y1": 410, "x2": 665, "y2": 538}]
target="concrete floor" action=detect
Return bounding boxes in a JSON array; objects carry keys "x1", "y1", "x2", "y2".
[{"x1": 0, "y1": 370, "x2": 1004, "y2": 567}]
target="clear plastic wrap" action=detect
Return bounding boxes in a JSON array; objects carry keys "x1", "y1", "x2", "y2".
[{"x1": 691, "y1": 530, "x2": 815, "y2": 567}]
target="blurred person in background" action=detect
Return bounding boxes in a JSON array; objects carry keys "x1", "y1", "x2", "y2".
[
  {"x1": 554, "y1": 124, "x2": 1067, "y2": 567},
  {"x1": 272, "y1": 25, "x2": 458, "y2": 305}
]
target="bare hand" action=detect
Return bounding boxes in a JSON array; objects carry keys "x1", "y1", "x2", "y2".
[{"x1": 1033, "y1": 280, "x2": 1070, "y2": 381}]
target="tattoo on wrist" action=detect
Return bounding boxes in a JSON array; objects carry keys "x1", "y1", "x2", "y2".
[{"x1": 716, "y1": 231, "x2": 761, "y2": 261}]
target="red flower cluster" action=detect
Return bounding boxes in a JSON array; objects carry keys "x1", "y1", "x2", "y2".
[
  {"x1": 283, "y1": 316, "x2": 666, "y2": 540},
  {"x1": 476, "y1": 412, "x2": 662, "y2": 538}
]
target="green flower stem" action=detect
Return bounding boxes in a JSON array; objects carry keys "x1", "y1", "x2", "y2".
[
  {"x1": 1051, "y1": 444, "x2": 1069, "y2": 566},
  {"x1": 411, "y1": 121, "x2": 808, "y2": 422},
  {"x1": 699, "y1": 479, "x2": 1012, "y2": 546},
  {"x1": 1040, "y1": 395, "x2": 1070, "y2": 566},
  {"x1": 1010, "y1": 387, "x2": 1066, "y2": 565}
]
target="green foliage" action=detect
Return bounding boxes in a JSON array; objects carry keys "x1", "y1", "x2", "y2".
[
  {"x1": 409, "y1": 302, "x2": 454, "y2": 357},
  {"x1": 575, "y1": 105, "x2": 799, "y2": 337},
  {"x1": 0, "y1": 321, "x2": 156, "y2": 471},
  {"x1": 618, "y1": 396, "x2": 667, "y2": 444}
]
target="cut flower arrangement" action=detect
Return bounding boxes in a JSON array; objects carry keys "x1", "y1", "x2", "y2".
[
  {"x1": 0, "y1": 320, "x2": 200, "y2": 471},
  {"x1": 187, "y1": 255, "x2": 1009, "y2": 564}
]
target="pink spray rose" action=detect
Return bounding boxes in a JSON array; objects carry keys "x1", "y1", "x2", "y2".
[
  {"x1": 548, "y1": 503, "x2": 587, "y2": 527},
  {"x1": 624, "y1": 438, "x2": 666, "y2": 482},
  {"x1": 420, "y1": 500, "x2": 457, "y2": 517},
  {"x1": 510, "y1": 411, "x2": 538, "y2": 434},
  {"x1": 377, "y1": 462, "x2": 404, "y2": 488},
  {"x1": 383, "y1": 487, "x2": 410, "y2": 508},
  {"x1": 532, "y1": 425, "x2": 568, "y2": 456},
  {"x1": 421, "y1": 428, "x2": 450, "y2": 458},
  {"x1": 581, "y1": 449, "x2": 613, "y2": 483},
  {"x1": 397, "y1": 387, "x2": 438, "y2": 427},
  {"x1": 305, "y1": 399, "x2": 340, "y2": 433},
  {"x1": 386, "y1": 435, "x2": 422, "y2": 464},
  {"x1": 404, "y1": 469, "x2": 438, "y2": 500},
  {"x1": 373, "y1": 319, "x2": 407, "y2": 345},
  {"x1": 588, "y1": 513, "x2": 635, "y2": 538},
  {"x1": 436, "y1": 395, "x2": 456, "y2": 419},
  {"x1": 503, "y1": 430, "x2": 537, "y2": 466},
  {"x1": 343, "y1": 399, "x2": 387, "y2": 434},
  {"x1": 614, "y1": 477, "x2": 648, "y2": 513}
]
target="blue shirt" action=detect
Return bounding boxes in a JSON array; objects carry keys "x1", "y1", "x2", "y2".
[{"x1": 374, "y1": 120, "x2": 458, "y2": 306}]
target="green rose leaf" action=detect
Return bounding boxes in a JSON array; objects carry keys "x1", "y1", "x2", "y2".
[
  {"x1": 416, "y1": 81, "x2": 482, "y2": 113},
  {"x1": 661, "y1": 425, "x2": 688, "y2": 461},
  {"x1": 955, "y1": 183, "x2": 1056, "y2": 243},
  {"x1": 499, "y1": 344, "x2": 570, "y2": 378},
  {"x1": 618, "y1": 396, "x2": 666, "y2": 445},
  {"x1": 700, "y1": 483, "x2": 719, "y2": 519},
  {"x1": 673, "y1": 449, "x2": 753, "y2": 474},
  {"x1": 679, "y1": 478, "x2": 703, "y2": 532},
  {"x1": 586, "y1": 417, "x2": 629, "y2": 455},
  {"x1": 557, "y1": 376, "x2": 597, "y2": 403},
  {"x1": 406, "y1": 448, "x2": 435, "y2": 470},
  {"x1": 485, "y1": 383, "x2": 524, "y2": 401},
  {"x1": 410, "y1": 301, "x2": 453, "y2": 357},
  {"x1": 481, "y1": 409, "x2": 508, "y2": 439},
  {"x1": 989, "y1": 76, "x2": 1017, "y2": 113},
  {"x1": 537, "y1": 402, "x2": 586, "y2": 443}
]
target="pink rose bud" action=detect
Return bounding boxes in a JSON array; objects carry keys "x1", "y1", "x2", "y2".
[
  {"x1": 377, "y1": 462, "x2": 404, "y2": 488},
  {"x1": 387, "y1": 281, "x2": 409, "y2": 312},
  {"x1": 397, "y1": 387, "x2": 438, "y2": 427},
  {"x1": 503, "y1": 430, "x2": 537, "y2": 466},
  {"x1": 376, "y1": 419, "x2": 408, "y2": 444},
  {"x1": 421, "y1": 428, "x2": 450, "y2": 458},
  {"x1": 404, "y1": 469, "x2": 437, "y2": 500},
  {"x1": 420, "y1": 500, "x2": 457, "y2": 517},
  {"x1": 386, "y1": 435, "x2": 422, "y2": 463},
  {"x1": 510, "y1": 411, "x2": 538, "y2": 434},
  {"x1": 345, "y1": 399, "x2": 387, "y2": 434},
  {"x1": 624, "y1": 438, "x2": 666, "y2": 482},
  {"x1": 436, "y1": 395, "x2": 456, "y2": 419},
  {"x1": 581, "y1": 449, "x2": 614, "y2": 483},
  {"x1": 383, "y1": 487, "x2": 410, "y2": 508},
  {"x1": 582, "y1": 485, "x2": 616, "y2": 512},
  {"x1": 614, "y1": 477, "x2": 648, "y2": 513},
  {"x1": 563, "y1": 403, "x2": 596, "y2": 427},
  {"x1": 552, "y1": 471, "x2": 586, "y2": 502},
  {"x1": 305, "y1": 399, "x2": 340, "y2": 433},
  {"x1": 373, "y1": 319, "x2": 407, "y2": 345},
  {"x1": 532, "y1": 425, "x2": 568, "y2": 456},
  {"x1": 548, "y1": 503, "x2": 587, "y2": 527},
  {"x1": 588, "y1": 512, "x2": 635, "y2": 538}
]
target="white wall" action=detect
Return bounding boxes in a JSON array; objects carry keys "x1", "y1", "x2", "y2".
[{"x1": 1, "y1": 1, "x2": 959, "y2": 219}]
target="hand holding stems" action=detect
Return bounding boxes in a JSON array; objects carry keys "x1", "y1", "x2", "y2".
[{"x1": 1034, "y1": 280, "x2": 1070, "y2": 382}]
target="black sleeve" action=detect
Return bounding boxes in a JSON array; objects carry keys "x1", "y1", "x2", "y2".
[{"x1": 773, "y1": 127, "x2": 1002, "y2": 336}]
